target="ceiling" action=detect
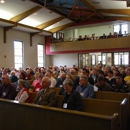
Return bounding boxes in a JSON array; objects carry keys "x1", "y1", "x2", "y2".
[{"x1": 0, "y1": 0, "x2": 130, "y2": 36}]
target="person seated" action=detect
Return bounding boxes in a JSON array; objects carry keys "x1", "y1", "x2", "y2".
[
  {"x1": 113, "y1": 32, "x2": 118, "y2": 38},
  {"x1": 15, "y1": 79, "x2": 30, "y2": 103},
  {"x1": 78, "y1": 35, "x2": 83, "y2": 41},
  {"x1": 45, "y1": 70, "x2": 56, "y2": 88},
  {"x1": 33, "y1": 74, "x2": 44, "y2": 93},
  {"x1": 81, "y1": 68, "x2": 94, "y2": 85},
  {"x1": 106, "y1": 70, "x2": 116, "y2": 86},
  {"x1": 59, "y1": 73, "x2": 74, "y2": 95},
  {"x1": 95, "y1": 77, "x2": 112, "y2": 92},
  {"x1": 84, "y1": 35, "x2": 87, "y2": 40},
  {"x1": 99, "y1": 33, "x2": 106, "y2": 39},
  {"x1": 70, "y1": 68, "x2": 80, "y2": 90},
  {"x1": 124, "y1": 67, "x2": 130, "y2": 87},
  {"x1": 34, "y1": 77, "x2": 57, "y2": 107},
  {"x1": 31, "y1": 72, "x2": 40, "y2": 88},
  {"x1": 10, "y1": 71, "x2": 18, "y2": 83},
  {"x1": 55, "y1": 73, "x2": 66, "y2": 88},
  {"x1": 98, "y1": 71, "x2": 110, "y2": 84},
  {"x1": 76, "y1": 75, "x2": 94, "y2": 98},
  {"x1": 0, "y1": 74, "x2": 17, "y2": 100},
  {"x1": 107, "y1": 32, "x2": 113, "y2": 38},
  {"x1": 25, "y1": 69, "x2": 32, "y2": 80},
  {"x1": 111, "y1": 74, "x2": 129, "y2": 93},
  {"x1": 14, "y1": 72, "x2": 30, "y2": 89},
  {"x1": 91, "y1": 33, "x2": 96, "y2": 40},
  {"x1": 62, "y1": 78, "x2": 83, "y2": 111},
  {"x1": 90, "y1": 68, "x2": 99, "y2": 84}
]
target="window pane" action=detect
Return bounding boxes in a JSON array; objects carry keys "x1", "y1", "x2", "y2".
[
  {"x1": 114, "y1": 53, "x2": 119, "y2": 65},
  {"x1": 15, "y1": 64, "x2": 22, "y2": 70},
  {"x1": 121, "y1": 24, "x2": 128, "y2": 34},
  {"x1": 114, "y1": 25, "x2": 120, "y2": 34},
  {"x1": 15, "y1": 57, "x2": 22, "y2": 63},
  {"x1": 37, "y1": 44, "x2": 44, "y2": 67},
  {"x1": 14, "y1": 49, "x2": 22, "y2": 56},
  {"x1": 14, "y1": 41, "x2": 22, "y2": 48},
  {"x1": 38, "y1": 50, "x2": 43, "y2": 56},
  {"x1": 38, "y1": 57, "x2": 43, "y2": 63},
  {"x1": 14, "y1": 41, "x2": 23, "y2": 69},
  {"x1": 38, "y1": 64, "x2": 43, "y2": 67},
  {"x1": 123, "y1": 52, "x2": 129, "y2": 65}
]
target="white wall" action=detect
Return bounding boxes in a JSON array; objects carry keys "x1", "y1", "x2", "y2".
[
  {"x1": 0, "y1": 27, "x2": 45, "y2": 69},
  {"x1": 50, "y1": 54, "x2": 78, "y2": 67},
  {"x1": 78, "y1": 25, "x2": 113, "y2": 37}
]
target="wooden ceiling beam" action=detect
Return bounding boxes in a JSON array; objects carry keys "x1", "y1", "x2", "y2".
[
  {"x1": 48, "y1": 22, "x2": 76, "y2": 33},
  {"x1": 106, "y1": 16, "x2": 130, "y2": 21},
  {"x1": 98, "y1": 9, "x2": 130, "y2": 15},
  {"x1": 79, "y1": 13, "x2": 96, "y2": 23},
  {"x1": 67, "y1": 0, "x2": 79, "y2": 18},
  {"x1": 10, "y1": 6, "x2": 42, "y2": 22},
  {"x1": 80, "y1": 0, "x2": 104, "y2": 19},
  {"x1": 36, "y1": 16, "x2": 65, "y2": 29}
]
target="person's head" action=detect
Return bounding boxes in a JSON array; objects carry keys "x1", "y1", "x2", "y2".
[
  {"x1": 63, "y1": 78, "x2": 74, "y2": 94},
  {"x1": 81, "y1": 68, "x2": 89, "y2": 76},
  {"x1": 97, "y1": 77, "x2": 105, "y2": 87},
  {"x1": 98, "y1": 71, "x2": 105, "y2": 77},
  {"x1": 17, "y1": 79, "x2": 26, "y2": 90},
  {"x1": 113, "y1": 70, "x2": 120, "y2": 77},
  {"x1": 35, "y1": 72, "x2": 40, "y2": 79},
  {"x1": 19, "y1": 72, "x2": 26, "y2": 80},
  {"x1": 70, "y1": 68, "x2": 75, "y2": 75},
  {"x1": 126, "y1": 67, "x2": 130, "y2": 75},
  {"x1": 92, "y1": 68, "x2": 97, "y2": 75},
  {"x1": 45, "y1": 70, "x2": 52, "y2": 78},
  {"x1": 26, "y1": 69, "x2": 30, "y2": 74},
  {"x1": 60, "y1": 73, "x2": 66, "y2": 81},
  {"x1": 41, "y1": 77, "x2": 51, "y2": 89},
  {"x1": 39, "y1": 74, "x2": 44, "y2": 82},
  {"x1": 11, "y1": 71, "x2": 15, "y2": 76},
  {"x1": 115, "y1": 74, "x2": 123, "y2": 85},
  {"x1": 1, "y1": 74, "x2": 10, "y2": 85},
  {"x1": 108, "y1": 70, "x2": 113, "y2": 77},
  {"x1": 79, "y1": 75, "x2": 88, "y2": 87},
  {"x1": 66, "y1": 74, "x2": 74, "y2": 81}
]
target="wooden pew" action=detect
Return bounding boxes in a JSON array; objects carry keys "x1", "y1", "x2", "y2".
[
  {"x1": 51, "y1": 88, "x2": 61, "y2": 95},
  {"x1": 94, "y1": 91, "x2": 130, "y2": 129},
  {"x1": 29, "y1": 92, "x2": 36, "y2": 103},
  {"x1": 29, "y1": 92, "x2": 128, "y2": 130},
  {"x1": 0, "y1": 98, "x2": 118, "y2": 130},
  {"x1": 56, "y1": 95, "x2": 127, "y2": 130}
]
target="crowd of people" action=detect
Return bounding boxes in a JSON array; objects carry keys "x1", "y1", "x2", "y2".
[
  {"x1": 52, "y1": 32, "x2": 126, "y2": 43},
  {"x1": 0, "y1": 64, "x2": 130, "y2": 111}
]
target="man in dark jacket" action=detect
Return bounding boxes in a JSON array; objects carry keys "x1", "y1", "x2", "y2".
[{"x1": 0, "y1": 74, "x2": 16, "y2": 100}]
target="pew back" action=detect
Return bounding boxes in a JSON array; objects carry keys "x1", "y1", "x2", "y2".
[{"x1": 0, "y1": 99, "x2": 118, "y2": 130}]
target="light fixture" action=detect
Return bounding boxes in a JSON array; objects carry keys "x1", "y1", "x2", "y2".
[{"x1": 0, "y1": 0, "x2": 5, "y2": 3}]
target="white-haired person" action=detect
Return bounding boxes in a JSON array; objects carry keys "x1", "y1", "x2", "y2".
[
  {"x1": 62, "y1": 78, "x2": 83, "y2": 111},
  {"x1": 15, "y1": 79, "x2": 30, "y2": 103}
]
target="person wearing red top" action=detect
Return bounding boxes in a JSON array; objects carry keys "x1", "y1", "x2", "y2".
[
  {"x1": 33, "y1": 74, "x2": 44, "y2": 93},
  {"x1": 15, "y1": 79, "x2": 30, "y2": 103}
]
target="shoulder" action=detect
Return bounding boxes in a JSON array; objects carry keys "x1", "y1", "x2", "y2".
[{"x1": 47, "y1": 88, "x2": 56, "y2": 94}]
